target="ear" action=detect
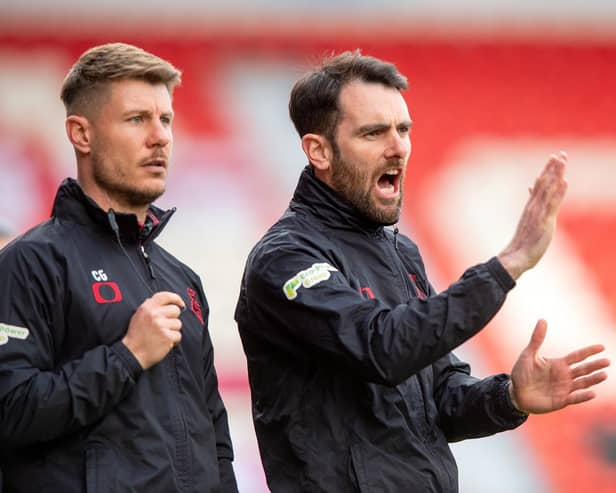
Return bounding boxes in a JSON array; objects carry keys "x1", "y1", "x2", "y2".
[
  {"x1": 65, "y1": 115, "x2": 92, "y2": 155},
  {"x1": 301, "y1": 133, "x2": 333, "y2": 173}
]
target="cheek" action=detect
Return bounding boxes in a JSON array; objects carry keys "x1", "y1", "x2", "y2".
[{"x1": 116, "y1": 135, "x2": 142, "y2": 158}]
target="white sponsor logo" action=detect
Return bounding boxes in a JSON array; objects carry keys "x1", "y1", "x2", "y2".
[
  {"x1": 283, "y1": 263, "x2": 338, "y2": 300},
  {"x1": 0, "y1": 323, "x2": 29, "y2": 345}
]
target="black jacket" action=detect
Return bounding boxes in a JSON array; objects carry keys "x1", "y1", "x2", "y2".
[
  {"x1": 0, "y1": 179, "x2": 237, "y2": 493},
  {"x1": 235, "y1": 167, "x2": 527, "y2": 493}
]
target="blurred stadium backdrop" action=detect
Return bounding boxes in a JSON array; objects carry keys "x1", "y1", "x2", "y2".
[{"x1": 1, "y1": 1, "x2": 615, "y2": 491}]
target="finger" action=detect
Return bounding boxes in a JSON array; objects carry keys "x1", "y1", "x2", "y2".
[
  {"x1": 558, "y1": 150, "x2": 568, "y2": 161},
  {"x1": 571, "y1": 371, "x2": 609, "y2": 392},
  {"x1": 526, "y1": 319, "x2": 548, "y2": 354},
  {"x1": 564, "y1": 390, "x2": 596, "y2": 407},
  {"x1": 154, "y1": 318, "x2": 182, "y2": 333},
  {"x1": 570, "y1": 358, "x2": 611, "y2": 379},
  {"x1": 547, "y1": 153, "x2": 566, "y2": 173},
  {"x1": 541, "y1": 153, "x2": 566, "y2": 186},
  {"x1": 166, "y1": 329, "x2": 182, "y2": 346},
  {"x1": 541, "y1": 155, "x2": 562, "y2": 180},
  {"x1": 544, "y1": 156, "x2": 567, "y2": 204},
  {"x1": 565, "y1": 344, "x2": 606, "y2": 365},
  {"x1": 158, "y1": 303, "x2": 183, "y2": 319},
  {"x1": 162, "y1": 318, "x2": 182, "y2": 332},
  {"x1": 158, "y1": 291, "x2": 186, "y2": 309},
  {"x1": 151, "y1": 291, "x2": 186, "y2": 310}
]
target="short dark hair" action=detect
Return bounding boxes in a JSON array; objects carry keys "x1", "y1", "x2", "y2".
[
  {"x1": 289, "y1": 50, "x2": 408, "y2": 141},
  {"x1": 60, "y1": 42, "x2": 182, "y2": 117}
]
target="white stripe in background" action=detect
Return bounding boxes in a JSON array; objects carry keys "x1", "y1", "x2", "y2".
[{"x1": 427, "y1": 138, "x2": 616, "y2": 398}]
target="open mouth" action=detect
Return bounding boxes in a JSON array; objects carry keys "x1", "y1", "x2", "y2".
[{"x1": 376, "y1": 168, "x2": 401, "y2": 197}]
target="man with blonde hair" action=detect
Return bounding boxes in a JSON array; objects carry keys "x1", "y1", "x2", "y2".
[{"x1": 0, "y1": 43, "x2": 238, "y2": 492}]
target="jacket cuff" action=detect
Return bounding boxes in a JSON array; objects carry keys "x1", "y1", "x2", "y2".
[
  {"x1": 487, "y1": 257, "x2": 516, "y2": 292},
  {"x1": 218, "y1": 458, "x2": 239, "y2": 493},
  {"x1": 496, "y1": 375, "x2": 529, "y2": 424},
  {"x1": 110, "y1": 340, "x2": 144, "y2": 381}
]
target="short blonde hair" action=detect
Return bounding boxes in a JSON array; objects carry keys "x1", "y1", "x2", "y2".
[{"x1": 60, "y1": 42, "x2": 182, "y2": 116}]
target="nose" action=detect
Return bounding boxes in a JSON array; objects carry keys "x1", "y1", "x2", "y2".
[
  {"x1": 384, "y1": 130, "x2": 410, "y2": 160},
  {"x1": 147, "y1": 119, "x2": 171, "y2": 148}
]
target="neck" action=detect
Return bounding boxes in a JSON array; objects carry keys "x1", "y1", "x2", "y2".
[{"x1": 77, "y1": 177, "x2": 148, "y2": 223}]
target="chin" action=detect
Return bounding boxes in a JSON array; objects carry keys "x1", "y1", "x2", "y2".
[
  {"x1": 379, "y1": 215, "x2": 400, "y2": 227},
  {"x1": 364, "y1": 208, "x2": 400, "y2": 226},
  {"x1": 375, "y1": 201, "x2": 402, "y2": 225},
  {"x1": 127, "y1": 185, "x2": 166, "y2": 206}
]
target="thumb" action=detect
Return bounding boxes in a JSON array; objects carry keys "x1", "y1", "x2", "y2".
[{"x1": 527, "y1": 319, "x2": 548, "y2": 354}]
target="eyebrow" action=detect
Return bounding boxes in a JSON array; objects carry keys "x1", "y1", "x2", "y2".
[
  {"x1": 122, "y1": 109, "x2": 175, "y2": 119},
  {"x1": 357, "y1": 119, "x2": 413, "y2": 135}
]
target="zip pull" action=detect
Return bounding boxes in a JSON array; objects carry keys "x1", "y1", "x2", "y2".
[
  {"x1": 393, "y1": 225, "x2": 399, "y2": 250},
  {"x1": 141, "y1": 245, "x2": 157, "y2": 279},
  {"x1": 107, "y1": 209, "x2": 156, "y2": 295},
  {"x1": 107, "y1": 209, "x2": 121, "y2": 243}
]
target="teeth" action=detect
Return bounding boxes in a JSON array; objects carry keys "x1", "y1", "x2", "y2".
[
  {"x1": 381, "y1": 183, "x2": 394, "y2": 193},
  {"x1": 385, "y1": 169, "x2": 399, "y2": 175}
]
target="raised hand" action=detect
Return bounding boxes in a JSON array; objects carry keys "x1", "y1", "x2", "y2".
[
  {"x1": 498, "y1": 151, "x2": 568, "y2": 280},
  {"x1": 122, "y1": 291, "x2": 186, "y2": 370},
  {"x1": 509, "y1": 319, "x2": 610, "y2": 414}
]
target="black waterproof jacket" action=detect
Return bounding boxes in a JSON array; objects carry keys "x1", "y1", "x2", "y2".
[
  {"x1": 235, "y1": 167, "x2": 528, "y2": 492},
  {"x1": 0, "y1": 179, "x2": 237, "y2": 492}
]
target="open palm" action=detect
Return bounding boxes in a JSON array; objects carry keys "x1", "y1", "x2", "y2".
[{"x1": 510, "y1": 319, "x2": 610, "y2": 414}]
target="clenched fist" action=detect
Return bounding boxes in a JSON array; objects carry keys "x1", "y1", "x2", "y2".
[{"x1": 122, "y1": 291, "x2": 186, "y2": 369}]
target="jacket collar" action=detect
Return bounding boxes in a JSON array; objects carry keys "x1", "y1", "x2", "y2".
[
  {"x1": 51, "y1": 178, "x2": 175, "y2": 244},
  {"x1": 290, "y1": 166, "x2": 385, "y2": 234}
]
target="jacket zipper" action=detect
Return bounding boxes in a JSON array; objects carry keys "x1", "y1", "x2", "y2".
[
  {"x1": 140, "y1": 245, "x2": 156, "y2": 280},
  {"x1": 393, "y1": 227, "x2": 429, "y2": 297},
  {"x1": 108, "y1": 209, "x2": 190, "y2": 487},
  {"x1": 139, "y1": 242, "x2": 189, "y2": 487},
  {"x1": 392, "y1": 229, "x2": 452, "y2": 488},
  {"x1": 389, "y1": 227, "x2": 434, "y2": 442},
  {"x1": 386, "y1": 228, "x2": 413, "y2": 301}
]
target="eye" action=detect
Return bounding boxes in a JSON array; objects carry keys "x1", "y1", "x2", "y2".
[
  {"x1": 160, "y1": 116, "x2": 172, "y2": 125},
  {"x1": 129, "y1": 115, "x2": 144, "y2": 123}
]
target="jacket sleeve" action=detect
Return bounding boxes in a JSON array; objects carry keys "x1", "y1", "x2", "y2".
[
  {"x1": 432, "y1": 352, "x2": 528, "y2": 441},
  {"x1": 238, "y1": 234, "x2": 516, "y2": 386},
  {"x1": 198, "y1": 286, "x2": 238, "y2": 493},
  {"x1": 0, "y1": 242, "x2": 143, "y2": 450}
]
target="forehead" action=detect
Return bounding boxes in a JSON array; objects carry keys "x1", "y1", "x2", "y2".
[
  {"x1": 337, "y1": 79, "x2": 409, "y2": 127},
  {"x1": 106, "y1": 79, "x2": 172, "y2": 111}
]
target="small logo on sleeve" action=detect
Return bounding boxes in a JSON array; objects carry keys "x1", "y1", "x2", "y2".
[
  {"x1": 283, "y1": 263, "x2": 338, "y2": 300},
  {"x1": 0, "y1": 323, "x2": 29, "y2": 345}
]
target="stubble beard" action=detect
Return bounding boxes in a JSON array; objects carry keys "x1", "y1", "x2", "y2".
[
  {"x1": 91, "y1": 151, "x2": 165, "y2": 209},
  {"x1": 330, "y1": 143, "x2": 403, "y2": 226}
]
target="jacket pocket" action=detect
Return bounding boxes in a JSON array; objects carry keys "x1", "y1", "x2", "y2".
[{"x1": 350, "y1": 439, "x2": 428, "y2": 493}]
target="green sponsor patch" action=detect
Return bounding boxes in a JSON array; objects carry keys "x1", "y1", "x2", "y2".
[
  {"x1": 0, "y1": 323, "x2": 29, "y2": 345},
  {"x1": 283, "y1": 263, "x2": 338, "y2": 300}
]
